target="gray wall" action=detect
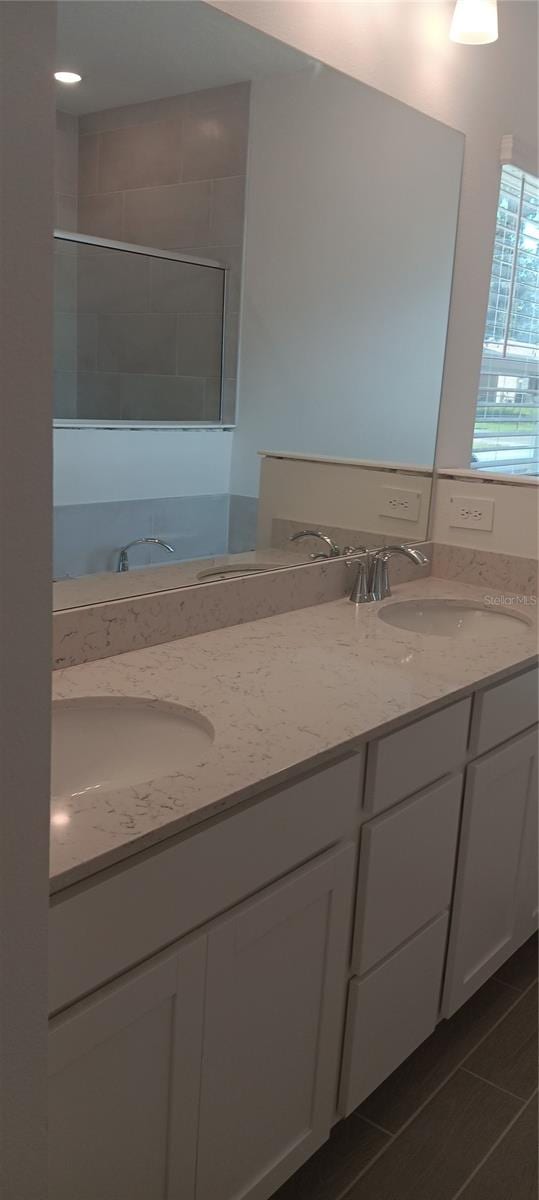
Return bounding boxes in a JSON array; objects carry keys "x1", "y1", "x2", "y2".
[
  {"x1": 232, "y1": 65, "x2": 464, "y2": 495},
  {"x1": 0, "y1": 4, "x2": 54, "y2": 1196}
]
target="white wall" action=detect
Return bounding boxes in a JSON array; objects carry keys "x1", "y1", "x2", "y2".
[
  {"x1": 232, "y1": 63, "x2": 463, "y2": 496},
  {"x1": 0, "y1": 4, "x2": 54, "y2": 1197},
  {"x1": 433, "y1": 475, "x2": 539, "y2": 558},
  {"x1": 257, "y1": 454, "x2": 433, "y2": 544},
  {"x1": 54, "y1": 428, "x2": 233, "y2": 505},
  {"x1": 213, "y1": 0, "x2": 538, "y2": 469}
]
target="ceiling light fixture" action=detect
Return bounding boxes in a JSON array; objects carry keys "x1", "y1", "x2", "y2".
[
  {"x1": 54, "y1": 70, "x2": 82, "y2": 84},
  {"x1": 450, "y1": 0, "x2": 498, "y2": 44}
]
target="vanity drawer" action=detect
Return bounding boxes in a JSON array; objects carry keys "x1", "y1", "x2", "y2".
[
  {"x1": 470, "y1": 666, "x2": 538, "y2": 757},
  {"x1": 364, "y1": 698, "x2": 471, "y2": 815},
  {"x1": 339, "y1": 913, "x2": 448, "y2": 1117},
  {"x1": 352, "y1": 774, "x2": 462, "y2": 974},
  {"x1": 49, "y1": 752, "x2": 363, "y2": 1014}
]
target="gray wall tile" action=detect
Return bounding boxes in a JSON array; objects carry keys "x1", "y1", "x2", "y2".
[
  {"x1": 210, "y1": 176, "x2": 245, "y2": 244},
  {"x1": 54, "y1": 495, "x2": 230, "y2": 578},
  {"x1": 120, "y1": 373, "x2": 207, "y2": 421},
  {"x1": 53, "y1": 499, "x2": 154, "y2": 578},
  {"x1": 228, "y1": 494, "x2": 258, "y2": 553},
  {"x1": 79, "y1": 133, "x2": 99, "y2": 196},
  {"x1": 149, "y1": 494, "x2": 229, "y2": 561},
  {"x1": 54, "y1": 313, "x2": 77, "y2": 373},
  {"x1": 176, "y1": 314, "x2": 222, "y2": 377},
  {"x1": 55, "y1": 194, "x2": 78, "y2": 232},
  {"x1": 97, "y1": 313, "x2": 177, "y2": 374},
  {"x1": 79, "y1": 193, "x2": 124, "y2": 240},
  {"x1": 77, "y1": 313, "x2": 98, "y2": 372},
  {"x1": 150, "y1": 257, "x2": 224, "y2": 314},
  {"x1": 182, "y1": 102, "x2": 248, "y2": 182},
  {"x1": 188, "y1": 82, "x2": 250, "y2": 116},
  {"x1": 55, "y1": 111, "x2": 78, "y2": 196},
  {"x1": 78, "y1": 245, "x2": 151, "y2": 314},
  {"x1": 54, "y1": 250, "x2": 78, "y2": 313},
  {"x1": 54, "y1": 371, "x2": 78, "y2": 419},
  {"x1": 80, "y1": 94, "x2": 187, "y2": 135},
  {"x1": 99, "y1": 120, "x2": 182, "y2": 192},
  {"x1": 77, "y1": 372, "x2": 123, "y2": 420},
  {"x1": 123, "y1": 181, "x2": 211, "y2": 248}
]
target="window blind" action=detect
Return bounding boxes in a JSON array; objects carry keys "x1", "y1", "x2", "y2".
[{"x1": 472, "y1": 164, "x2": 539, "y2": 476}]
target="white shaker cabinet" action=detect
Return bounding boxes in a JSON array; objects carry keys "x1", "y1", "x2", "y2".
[
  {"x1": 195, "y1": 844, "x2": 356, "y2": 1200},
  {"x1": 48, "y1": 937, "x2": 207, "y2": 1200},
  {"x1": 442, "y1": 726, "x2": 538, "y2": 1017},
  {"x1": 49, "y1": 843, "x2": 355, "y2": 1200}
]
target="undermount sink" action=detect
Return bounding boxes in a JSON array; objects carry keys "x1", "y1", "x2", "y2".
[
  {"x1": 51, "y1": 696, "x2": 214, "y2": 802},
  {"x1": 378, "y1": 598, "x2": 532, "y2": 638},
  {"x1": 197, "y1": 563, "x2": 285, "y2": 581}
]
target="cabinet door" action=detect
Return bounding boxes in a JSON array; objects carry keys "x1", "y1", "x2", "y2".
[
  {"x1": 516, "y1": 741, "x2": 538, "y2": 943},
  {"x1": 195, "y1": 844, "x2": 356, "y2": 1200},
  {"x1": 48, "y1": 937, "x2": 206, "y2": 1200},
  {"x1": 443, "y1": 728, "x2": 538, "y2": 1017}
]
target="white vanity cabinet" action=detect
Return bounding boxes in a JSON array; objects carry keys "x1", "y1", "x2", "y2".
[
  {"x1": 194, "y1": 844, "x2": 355, "y2": 1200},
  {"x1": 48, "y1": 938, "x2": 206, "y2": 1200},
  {"x1": 48, "y1": 752, "x2": 359, "y2": 1200},
  {"x1": 48, "y1": 662, "x2": 538, "y2": 1199},
  {"x1": 442, "y1": 725, "x2": 538, "y2": 1016}
]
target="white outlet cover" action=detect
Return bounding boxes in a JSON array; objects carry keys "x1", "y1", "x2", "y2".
[
  {"x1": 379, "y1": 487, "x2": 422, "y2": 522},
  {"x1": 449, "y1": 495, "x2": 495, "y2": 531}
]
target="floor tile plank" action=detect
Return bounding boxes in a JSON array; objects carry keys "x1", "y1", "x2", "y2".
[
  {"x1": 271, "y1": 1113, "x2": 389, "y2": 1200},
  {"x1": 494, "y1": 934, "x2": 538, "y2": 993},
  {"x1": 343, "y1": 1070, "x2": 520, "y2": 1200},
  {"x1": 359, "y1": 977, "x2": 519, "y2": 1133},
  {"x1": 457, "y1": 1094, "x2": 538, "y2": 1200},
  {"x1": 465, "y1": 984, "x2": 538, "y2": 1101}
]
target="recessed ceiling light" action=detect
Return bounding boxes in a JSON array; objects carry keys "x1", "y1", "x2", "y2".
[{"x1": 54, "y1": 70, "x2": 82, "y2": 84}]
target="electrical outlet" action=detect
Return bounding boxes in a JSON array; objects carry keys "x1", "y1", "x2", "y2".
[
  {"x1": 449, "y1": 495, "x2": 495, "y2": 531},
  {"x1": 379, "y1": 487, "x2": 422, "y2": 522}
]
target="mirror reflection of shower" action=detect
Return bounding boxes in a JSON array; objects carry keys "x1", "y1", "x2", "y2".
[{"x1": 54, "y1": 233, "x2": 228, "y2": 425}]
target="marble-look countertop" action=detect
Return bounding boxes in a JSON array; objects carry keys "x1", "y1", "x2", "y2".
[
  {"x1": 51, "y1": 577, "x2": 537, "y2": 893},
  {"x1": 53, "y1": 548, "x2": 306, "y2": 611}
]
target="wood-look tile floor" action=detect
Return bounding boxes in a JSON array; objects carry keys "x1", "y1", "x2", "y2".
[{"x1": 272, "y1": 935, "x2": 538, "y2": 1200}]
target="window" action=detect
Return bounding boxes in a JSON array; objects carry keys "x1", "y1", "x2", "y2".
[{"x1": 472, "y1": 164, "x2": 539, "y2": 475}]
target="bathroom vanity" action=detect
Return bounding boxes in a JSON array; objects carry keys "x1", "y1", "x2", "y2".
[{"x1": 48, "y1": 579, "x2": 538, "y2": 1200}]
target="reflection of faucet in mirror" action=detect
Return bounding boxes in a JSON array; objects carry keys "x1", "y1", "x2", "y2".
[
  {"x1": 118, "y1": 538, "x2": 175, "y2": 573},
  {"x1": 288, "y1": 530, "x2": 342, "y2": 559},
  {"x1": 350, "y1": 545, "x2": 428, "y2": 604}
]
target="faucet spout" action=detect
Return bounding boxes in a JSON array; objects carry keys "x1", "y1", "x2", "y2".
[
  {"x1": 369, "y1": 545, "x2": 429, "y2": 601},
  {"x1": 289, "y1": 530, "x2": 341, "y2": 558},
  {"x1": 118, "y1": 537, "x2": 174, "y2": 573}
]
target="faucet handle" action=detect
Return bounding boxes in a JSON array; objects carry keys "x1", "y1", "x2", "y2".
[
  {"x1": 349, "y1": 557, "x2": 371, "y2": 604},
  {"x1": 370, "y1": 556, "x2": 391, "y2": 600}
]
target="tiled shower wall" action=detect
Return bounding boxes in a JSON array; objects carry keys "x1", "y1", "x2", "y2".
[
  {"x1": 76, "y1": 81, "x2": 248, "y2": 425},
  {"x1": 53, "y1": 85, "x2": 256, "y2": 578}
]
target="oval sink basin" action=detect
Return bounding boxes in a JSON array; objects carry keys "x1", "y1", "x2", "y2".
[
  {"x1": 197, "y1": 563, "x2": 286, "y2": 581},
  {"x1": 378, "y1": 598, "x2": 531, "y2": 638},
  {"x1": 51, "y1": 696, "x2": 214, "y2": 802}
]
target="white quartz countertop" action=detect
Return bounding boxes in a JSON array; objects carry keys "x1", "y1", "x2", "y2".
[{"x1": 51, "y1": 578, "x2": 537, "y2": 893}]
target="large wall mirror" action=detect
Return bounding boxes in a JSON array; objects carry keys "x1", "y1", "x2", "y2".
[{"x1": 53, "y1": 0, "x2": 464, "y2": 610}]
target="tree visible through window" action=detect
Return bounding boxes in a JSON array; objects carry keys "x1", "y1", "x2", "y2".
[{"x1": 472, "y1": 164, "x2": 538, "y2": 475}]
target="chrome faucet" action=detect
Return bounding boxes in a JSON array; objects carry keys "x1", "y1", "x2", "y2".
[
  {"x1": 349, "y1": 544, "x2": 428, "y2": 604},
  {"x1": 289, "y1": 529, "x2": 341, "y2": 559},
  {"x1": 289, "y1": 530, "x2": 364, "y2": 560},
  {"x1": 118, "y1": 537, "x2": 174, "y2": 572}
]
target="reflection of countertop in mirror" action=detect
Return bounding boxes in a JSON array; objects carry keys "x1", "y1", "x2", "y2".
[
  {"x1": 53, "y1": 549, "x2": 306, "y2": 611},
  {"x1": 50, "y1": 577, "x2": 537, "y2": 893}
]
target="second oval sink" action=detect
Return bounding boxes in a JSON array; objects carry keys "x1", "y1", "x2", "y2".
[
  {"x1": 51, "y1": 696, "x2": 214, "y2": 802},
  {"x1": 378, "y1": 598, "x2": 531, "y2": 638}
]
